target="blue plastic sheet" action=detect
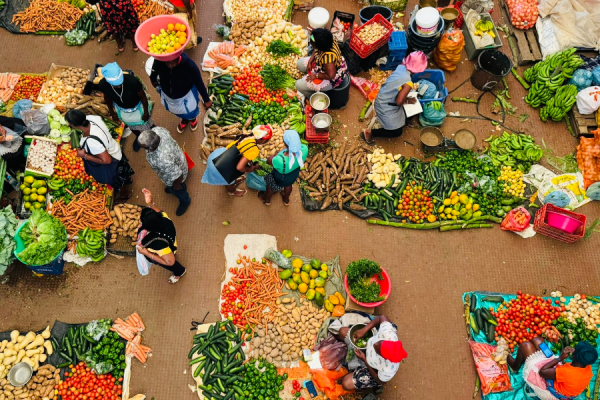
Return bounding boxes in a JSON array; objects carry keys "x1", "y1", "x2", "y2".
[
  {"x1": 464, "y1": 291, "x2": 600, "y2": 400},
  {"x1": 569, "y1": 69, "x2": 594, "y2": 92}
]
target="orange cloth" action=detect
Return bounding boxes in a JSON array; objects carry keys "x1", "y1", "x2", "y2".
[
  {"x1": 554, "y1": 364, "x2": 593, "y2": 397},
  {"x1": 311, "y1": 368, "x2": 354, "y2": 400}
]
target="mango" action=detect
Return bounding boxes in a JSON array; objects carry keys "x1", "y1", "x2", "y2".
[
  {"x1": 37, "y1": 187, "x2": 47, "y2": 195},
  {"x1": 306, "y1": 289, "x2": 316, "y2": 300},
  {"x1": 32, "y1": 180, "x2": 45, "y2": 189},
  {"x1": 443, "y1": 198, "x2": 451, "y2": 206},
  {"x1": 24, "y1": 176, "x2": 34, "y2": 184},
  {"x1": 310, "y1": 259, "x2": 321, "y2": 269},
  {"x1": 300, "y1": 271, "x2": 310, "y2": 284},
  {"x1": 315, "y1": 277, "x2": 326, "y2": 287},
  {"x1": 315, "y1": 287, "x2": 326, "y2": 296},
  {"x1": 328, "y1": 295, "x2": 340, "y2": 305},
  {"x1": 324, "y1": 299, "x2": 334, "y2": 312},
  {"x1": 438, "y1": 205, "x2": 445, "y2": 213},
  {"x1": 451, "y1": 196, "x2": 459, "y2": 205},
  {"x1": 287, "y1": 279, "x2": 298, "y2": 290},
  {"x1": 318, "y1": 270, "x2": 328, "y2": 279},
  {"x1": 279, "y1": 269, "x2": 292, "y2": 280},
  {"x1": 309, "y1": 279, "x2": 316, "y2": 289},
  {"x1": 320, "y1": 264, "x2": 328, "y2": 271},
  {"x1": 292, "y1": 274, "x2": 302, "y2": 285},
  {"x1": 444, "y1": 207, "x2": 452, "y2": 214},
  {"x1": 459, "y1": 194, "x2": 469, "y2": 204},
  {"x1": 292, "y1": 258, "x2": 303, "y2": 269},
  {"x1": 309, "y1": 269, "x2": 319, "y2": 279},
  {"x1": 298, "y1": 283, "x2": 308, "y2": 294},
  {"x1": 473, "y1": 204, "x2": 480, "y2": 211},
  {"x1": 334, "y1": 292, "x2": 346, "y2": 305},
  {"x1": 282, "y1": 249, "x2": 293, "y2": 258},
  {"x1": 453, "y1": 202, "x2": 461, "y2": 211},
  {"x1": 293, "y1": 267, "x2": 300, "y2": 274},
  {"x1": 302, "y1": 264, "x2": 312, "y2": 272},
  {"x1": 314, "y1": 292, "x2": 324, "y2": 306},
  {"x1": 473, "y1": 211, "x2": 482, "y2": 218}
]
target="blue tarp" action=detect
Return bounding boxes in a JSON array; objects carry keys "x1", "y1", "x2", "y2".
[{"x1": 464, "y1": 291, "x2": 600, "y2": 400}]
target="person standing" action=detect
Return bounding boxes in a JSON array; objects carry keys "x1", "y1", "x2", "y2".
[
  {"x1": 65, "y1": 110, "x2": 134, "y2": 200},
  {"x1": 98, "y1": 62, "x2": 154, "y2": 152},
  {"x1": 361, "y1": 65, "x2": 416, "y2": 145},
  {"x1": 150, "y1": 53, "x2": 211, "y2": 133},
  {"x1": 258, "y1": 130, "x2": 307, "y2": 206},
  {"x1": 137, "y1": 188, "x2": 187, "y2": 284},
  {"x1": 97, "y1": 0, "x2": 140, "y2": 52},
  {"x1": 137, "y1": 127, "x2": 191, "y2": 216}
]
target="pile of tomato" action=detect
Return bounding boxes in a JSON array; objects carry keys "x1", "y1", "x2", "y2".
[
  {"x1": 55, "y1": 362, "x2": 123, "y2": 400},
  {"x1": 491, "y1": 291, "x2": 564, "y2": 350},
  {"x1": 11, "y1": 75, "x2": 45, "y2": 101},
  {"x1": 54, "y1": 144, "x2": 93, "y2": 181},
  {"x1": 220, "y1": 267, "x2": 250, "y2": 329},
  {"x1": 396, "y1": 183, "x2": 436, "y2": 223},
  {"x1": 131, "y1": 0, "x2": 145, "y2": 11},
  {"x1": 290, "y1": 380, "x2": 305, "y2": 399},
  {"x1": 231, "y1": 65, "x2": 287, "y2": 105}
]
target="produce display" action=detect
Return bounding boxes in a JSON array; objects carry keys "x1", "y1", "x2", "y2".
[
  {"x1": 10, "y1": 74, "x2": 46, "y2": 101},
  {"x1": 506, "y1": 0, "x2": 538, "y2": 29},
  {"x1": 482, "y1": 131, "x2": 543, "y2": 172},
  {"x1": 0, "y1": 206, "x2": 17, "y2": 275},
  {"x1": 1, "y1": 364, "x2": 59, "y2": 400},
  {"x1": 356, "y1": 22, "x2": 387, "y2": 45},
  {"x1": 0, "y1": 326, "x2": 53, "y2": 378},
  {"x1": 37, "y1": 67, "x2": 90, "y2": 106},
  {"x1": 108, "y1": 203, "x2": 142, "y2": 246},
  {"x1": 473, "y1": 19, "x2": 496, "y2": 39},
  {"x1": 47, "y1": 109, "x2": 72, "y2": 144},
  {"x1": 20, "y1": 176, "x2": 48, "y2": 213},
  {"x1": 65, "y1": 93, "x2": 112, "y2": 118},
  {"x1": 65, "y1": 29, "x2": 89, "y2": 46},
  {"x1": 74, "y1": 10, "x2": 98, "y2": 40},
  {"x1": 76, "y1": 228, "x2": 106, "y2": 261},
  {"x1": 26, "y1": 139, "x2": 58, "y2": 176},
  {"x1": 204, "y1": 41, "x2": 247, "y2": 69},
  {"x1": 366, "y1": 148, "x2": 402, "y2": 188},
  {"x1": 53, "y1": 143, "x2": 94, "y2": 183},
  {"x1": 576, "y1": 128, "x2": 600, "y2": 186},
  {"x1": 282, "y1": 257, "x2": 330, "y2": 301},
  {"x1": 51, "y1": 190, "x2": 113, "y2": 237},
  {"x1": 55, "y1": 363, "x2": 124, "y2": 400},
  {"x1": 0, "y1": 73, "x2": 20, "y2": 103},
  {"x1": 146, "y1": 22, "x2": 188, "y2": 55},
  {"x1": 136, "y1": 0, "x2": 174, "y2": 23},
  {"x1": 539, "y1": 84, "x2": 578, "y2": 122},
  {"x1": 260, "y1": 64, "x2": 297, "y2": 91},
  {"x1": 231, "y1": 65, "x2": 287, "y2": 102},
  {"x1": 498, "y1": 166, "x2": 525, "y2": 197},
  {"x1": 224, "y1": 0, "x2": 290, "y2": 23},
  {"x1": 345, "y1": 259, "x2": 384, "y2": 304},
  {"x1": 86, "y1": 331, "x2": 127, "y2": 378},
  {"x1": 13, "y1": 0, "x2": 84, "y2": 33},
  {"x1": 112, "y1": 312, "x2": 151, "y2": 363},
  {"x1": 229, "y1": 20, "x2": 266, "y2": 46},
  {"x1": 18, "y1": 209, "x2": 67, "y2": 266},
  {"x1": 267, "y1": 39, "x2": 301, "y2": 58}
]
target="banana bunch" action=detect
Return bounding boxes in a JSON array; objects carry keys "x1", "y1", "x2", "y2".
[
  {"x1": 474, "y1": 20, "x2": 495, "y2": 37},
  {"x1": 483, "y1": 131, "x2": 544, "y2": 172},
  {"x1": 429, "y1": 101, "x2": 443, "y2": 111},
  {"x1": 287, "y1": 102, "x2": 306, "y2": 135},
  {"x1": 76, "y1": 227, "x2": 106, "y2": 262},
  {"x1": 539, "y1": 84, "x2": 578, "y2": 122},
  {"x1": 47, "y1": 177, "x2": 65, "y2": 191}
]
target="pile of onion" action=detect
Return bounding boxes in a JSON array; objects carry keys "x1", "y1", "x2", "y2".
[{"x1": 506, "y1": 0, "x2": 538, "y2": 30}]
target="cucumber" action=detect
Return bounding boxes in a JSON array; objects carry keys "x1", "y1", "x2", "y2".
[
  {"x1": 469, "y1": 313, "x2": 479, "y2": 334},
  {"x1": 482, "y1": 295, "x2": 505, "y2": 303},
  {"x1": 470, "y1": 295, "x2": 478, "y2": 313},
  {"x1": 475, "y1": 309, "x2": 484, "y2": 332},
  {"x1": 57, "y1": 362, "x2": 71, "y2": 368},
  {"x1": 480, "y1": 308, "x2": 497, "y2": 325},
  {"x1": 485, "y1": 322, "x2": 495, "y2": 343}
]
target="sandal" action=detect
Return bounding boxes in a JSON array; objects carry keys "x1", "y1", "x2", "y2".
[
  {"x1": 234, "y1": 176, "x2": 246, "y2": 186},
  {"x1": 177, "y1": 120, "x2": 188, "y2": 133},
  {"x1": 280, "y1": 192, "x2": 290, "y2": 206},
  {"x1": 190, "y1": 117, "x2": 199, "y2": 131},
  {"x1": 228, "y1": 188, "x2": 247, "y2": 197},
  {"x1": 168, "y1": 269, "x2": 186, "y2": 284},
  {"x1": 118, "y1": 47, "x2": 125, "y2": 53},
  {"x1": 133, "y1": 46, "x2": 139, "y2": 52},
  {"x1": 258, "y1": 191, "x2": 271, "y2": 206},
  {"x1": 360, "y1": 131, "x2": 375, "y2": 145}
]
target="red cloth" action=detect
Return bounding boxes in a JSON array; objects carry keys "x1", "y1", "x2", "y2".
[
  {"x1": 169, "y1": 0, "x2": 194, "y2": 7},
  {"x1": 381, "y1": 341, "x2": 407, "y2": 362}
]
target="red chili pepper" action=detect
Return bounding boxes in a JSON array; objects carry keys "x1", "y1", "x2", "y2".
[{"x1": 243, "y1": 245, "x2": 247, "y2": 249}]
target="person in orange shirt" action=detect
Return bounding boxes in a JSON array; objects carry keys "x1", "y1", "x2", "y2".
[{"x1": 508, "y1": 337, "x2": 597, "y2": 400}]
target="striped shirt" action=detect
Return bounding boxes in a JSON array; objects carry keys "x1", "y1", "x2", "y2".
[{"x1": 315, "y1": 41, "x2": 342, "y2": 68}]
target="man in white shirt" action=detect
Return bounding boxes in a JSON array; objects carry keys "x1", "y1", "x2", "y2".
[{"x1": 338, "y1": 315, "x2": 407, "y2": 390}]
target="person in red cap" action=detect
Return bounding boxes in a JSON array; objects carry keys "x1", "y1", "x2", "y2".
[{"x1": 339, "y1": 315, "x2": 407, "y2": 390}]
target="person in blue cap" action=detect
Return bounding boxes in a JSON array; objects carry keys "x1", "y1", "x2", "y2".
[
  {"x1": 258, "y1": 130, "x2": 307, "y2": 206},
  {"x1": 98, "y1": 62, "x2": 154, "y2": 152}
]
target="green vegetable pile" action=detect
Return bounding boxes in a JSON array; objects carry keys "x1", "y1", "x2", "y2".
[
  {"x1": 552, "y1": 317, "x2": 598, "y2": 352},
  {"x1": 482, "y1": 131, "x2": 543, "y2": 172},
  {"x1": 0, "y1": 206, "x2": 18, "y2": 275},
  {"x1": 260, "y1": 64, "x2": 296, "y2": 91},
  {"x1": 256, "y1": 160, "x2": 273, "y2": 177},
  {"x1": 266, "y1": 39, "x2": 301, "y2": 57},
  {"x1": 345, "y1": 259, "x2": 385, "y2": 304},
  {"x1": 65, "y1": 29, "x2": 89, "y2": 46},
  {"x1": 50, "y1": 179, "x2": 98, "y2": 204},
  {"x1": 238, "y1": 359, "x2": 286, "y2": 400},
  {"x1": 17, "y1": 209, "x2": 67, "y2": 266},
  {"x1": 244, "y1": 101, "x2": 288, "y2": 126},
  {"x1": 86, "y1": 331, "x2": 126, "y2": 378}
]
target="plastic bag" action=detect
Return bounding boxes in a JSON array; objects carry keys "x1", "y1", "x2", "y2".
[
  {"x1": 316, "y1": 334, "x2": 348, "y2": 371},
  {"x1": 469, "y1": 341, "x2": 513, "y2": 395},
  {"x1": 83, "y1": 352, "x2": 115, "y2": 374},
  {"x1": 500, "y1": 206, "x2": 531, "y2": 232},
  {"x1": 403, "y1": 51, "x2": 428, "y2": 74},
  {"x1": 136, "y1": 247, "x2": 151, "y2": 276},
  {"x1": 569, "y1": 69, "x2": 594, "y2": 92},
  {"x1": 86, "y1": 319, "x2": 112, "y2": 341},
  {"x1": 20, "y1": 109, "x2": 50, "y2": 135},
  {"x1": 349, "y1": 76, "x2": 379, "y2": 100},
  {"x1": 65, "y1": 29, "x2": 89, "y2": 46},
  {"x1": 310, "y1": 368, "x2": 353, "y2": 400},
  {"x1": 593, "y1": 67, "x2": 600, "y2": 86},
  {"x1": 505, "y1": 0, "x2": 537, "y2": 30},
  {"x1": 213, "y1": 24, "x2": 231, "y2": 40},
  {"x1": 433, "y1": 31, "x2": 465, "y2": 72},
  {"x1": 263, "y1": 248, "x2": 291, "y2": 269},
  {"x1": 416, "y1": 79, "x2": 438, "y2": 100},
  {"x1": 459, "y1": 171, "x2": 496, "y2": 194},
  {"x1": 13, "y1": 99, "x2": 33, "y2": 119},
  {"x1": 576, "y1": 86, "x2": 600, "y2": 115},
  {"x1": 419, "y1": 101, "x2": 446, "y2": 126},
  {"x1": 246, "y1": 171, "x2": 266, "y2": 191}
]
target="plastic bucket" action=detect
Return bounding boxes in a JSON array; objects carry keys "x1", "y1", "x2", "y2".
[
  {"x1": 407, "y1": 16, "x2": 444, "y2": 54},
  {"x1": 135, "y1": 15, "x2": 191, "y2": 62},
  {"x1": 415, "y1": 7, "x2": 440, "y2": 35},
  {"x1": 470, "y1": 49, "x2": 512, "y2": 91},
  {"x1": 308, "y1": 7, "x2": 330, "y2": 29},
  {"x1": 359, "y1": 6, "x2": 393, "y2": 24}
]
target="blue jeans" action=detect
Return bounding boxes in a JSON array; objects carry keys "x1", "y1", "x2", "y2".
[
  {"x1": 167, "y1": 182, "x2": 191, "y2": 207},
  {"x1": 547, "y1": 380, "x2": 576, "y2": 400}
]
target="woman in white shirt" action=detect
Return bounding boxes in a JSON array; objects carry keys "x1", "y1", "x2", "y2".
[{"x1": 65, "y1": 110, "x2": 134, "y2": 199}]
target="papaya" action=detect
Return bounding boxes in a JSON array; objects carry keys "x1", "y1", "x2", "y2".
[
  {"x1": 315, "y1": 287, "x2": 325, "y2": 296},
  {"x1": 309, "y1": 269, "x2": 319, "y2": 279},
  {"x1": 318, "y1": 270, "x2": 328, "y2": 279},
  {"x1": 306, "y1": 289, "x2": 316, "y2": 300},
  {"x1": 315, "y1": 292, "x2": 324, "y2": 306},
  {"x1": 302, "y1": 264, "x2": 312, "y2": 272},
  {"x1": 292, "y1": 274, "x2": 302, "y2": 285},
  {"x1": 309, "y1": 279, "x2": 316, "y2": 289},
  {"x1": 279, "y1": 269, "x2": 292, "y2": 280},
  {"x1": 328, "y1": 295, "x2": 340, "y2": 305},
  {"x1": 300, "y1": 272, "x2": 310, "y2": 284},
  {"x1": 315, "y1": 277, "x2": 326, "y2": 287},
  {"x1": 292, "y1": 258, "x2": 303, "y2": 269},
  {"x1": 334, "y1": 292, "x2": 346, "y2": 305},
  {"x1": 287, "y1": 279, "x2": 298, "y2": 291},
  {"x1": 332, "y1": 305, "x2": 345, "y2": 317},
  {"x1": 298, "y1": 283, "x2": 308, "y2": 294},
  {"x1": 310, "y1": 259, "x2": 321, "y2": 269},
  {"x1": 324, "y1": 299, "x2": 334, "y2": 312}
]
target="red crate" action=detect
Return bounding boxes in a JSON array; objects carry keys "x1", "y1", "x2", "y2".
[
  {"x1": 349, "y1": 14, "x2": 393, "y2": 58},
  {"x1": 533, "y1": 203, "x2": 587, "y2": 244},
  {"x1": 305, "y1": 108, "x2": 329, "y2": 144}
]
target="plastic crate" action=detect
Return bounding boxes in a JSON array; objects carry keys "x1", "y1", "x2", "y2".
[
  {"x1": 349, "y1": 14, "x2": 393, "y2": 58},
  {"x1": 463, "y1": 13, "x2": 502, "y2": 61},
  {"x1": 305, "y1": 108, "x2": 330, "y2": 144},
  {"x1": 331, "y1": 11, "x2": 355, "y2": 43},
  {"x1": 380, "y1": 31, "x2": 407, "y2": 70},
  {"x1": 370, "y1": 0, "x2": 407, "y2": 11},
  {"x1": 533, "y1": 203, "x2": 586, "y2": 244},
  {"x1": 412, "y1": 69, "x2": 448, "y2": 105}
]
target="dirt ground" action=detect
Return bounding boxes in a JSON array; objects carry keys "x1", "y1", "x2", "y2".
[{"x1": 1, "y1": 0, "x2": 599, "y2": 399}]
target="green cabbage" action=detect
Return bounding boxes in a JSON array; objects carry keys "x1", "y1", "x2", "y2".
[
  {"x1": 18, "y1": 209, "x2": 67, "y2": 266},
  {"x1": 50, "y1": 129, "x2": 61, "y2": 138},
  {"x1": 0, "y1": 206, "x2": 18, "y2": 275},
  {"x1": 48, "y1": 109, "x2": 61, "y2": 119},
  {"x1": 60, "y1": 126, "x2": 71, "y2": 135},
  {"x1": 50, "y1": 120, "x2": 61, "y2": 130}
]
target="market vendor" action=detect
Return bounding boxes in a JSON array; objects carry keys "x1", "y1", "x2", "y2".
[
  {"x1": 97, "y1": 0, "x2": 140, "y2": 52},
  {"x1": 360, "y1": 65, "x2": 416, "y2": 145},
  {"x1": 508, "y1": 338, "x2": 597, "y2": 400},
  {"x1": 150, "y1": 53, "x2": 211, "y2": 133},
  {"x1": 295, "y1": 28, "x2": 348, "y2": 99},
  {"x1": 338, "y1": 315, "x2": 407, "y2": 390},
  {"x1": 65, "y1": 110, "x2": 134, "y2": 200},
  {"x1": 98, "y1": 62, "x2": 154, "y2": 153},
  {"x1": 0, "y1": 116, "x2": 26, "y2": 172},
  {"x1": 202, "y1": 125, "x2": 272, "y2": 197},
  {"x1": 258, "y1": 129, "x2": 307, "y2": 206}
]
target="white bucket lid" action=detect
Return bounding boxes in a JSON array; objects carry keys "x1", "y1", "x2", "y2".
[
  {"x1": 308, "y1": 7, "x2": 330, "y2": 29},
  {"x1": 415, "y1": 7, "x2": 440, "y2": 28}
]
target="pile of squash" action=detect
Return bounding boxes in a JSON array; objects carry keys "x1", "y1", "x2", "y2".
[
  {"x1": 324, "y1": 292, "x2": 346, "y2": 317},
  {"x1": 0, "y1": 326, "x2": 53, "y2": 379}
]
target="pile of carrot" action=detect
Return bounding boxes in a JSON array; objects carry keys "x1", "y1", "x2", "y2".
[
  {"x1": 136, "y1": 0, "x2": 174, "y2": 23},
  {"x1": 13, "y1": 0, "x2": 84, "y2": 33},
  {"x1": 112, "y1": 312, "x2": 151, "y2": 363},
  {"x1": 50, "y1": 190, "x2": 113, "y2": 238},
  {"x1": 204, "y1": 41, "x2": 247, "y2": 69},
  {"x1": 230, "y1": 256, "x2": 286, "y2": 340},
  {"x1": 126, "y1": 335, "x2": 152, "y2": 363},
  {"x1": 0, "y1": 73, "x2": 21, "y2": 103}
]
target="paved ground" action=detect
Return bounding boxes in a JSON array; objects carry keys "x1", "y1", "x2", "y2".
[{"x1": 1, "y1": 0, "x2": 599, "y2": 399}]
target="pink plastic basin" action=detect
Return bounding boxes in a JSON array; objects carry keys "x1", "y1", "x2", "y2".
[
  {"x1": 344, "y1": 267, "x2": 391, "y2": 308},
  {"x1": 546, "y1": 211, "x2": 583, "y2": 234},
  {"x1": 134, "y1": 15, "x2": 191, "y2": 62}
]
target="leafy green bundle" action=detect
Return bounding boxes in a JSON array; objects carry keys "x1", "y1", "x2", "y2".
[
  {"x1": 266, "y1": 39, "x2": 301, "y2": 57},
  {"x1": 18, "y1": 209, "x2": 67, "y2": 266},
  {"x1": 259, "y1": 64, "x2": 296, "y2": 91},
  {"x1": 0, "y1": 206, "x2": 18, "y2": 275},
  {"x1": 346, "y1": 259, "x2": 385, "y2": 303}
]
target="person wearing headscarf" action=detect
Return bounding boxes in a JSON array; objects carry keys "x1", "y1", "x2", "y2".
[
  {"x1": 202, "y1": 125, "x2": 272, "y2": 197},
  {"x1": 295, "y1": 28, "x2": 348, "y2": 99},
  {"x1": 137, "y1": 127, "x2": 191, "y2": 216},
  {"x1": 136, "y1": 188, "x2": 187, "y2": 284},
  {"x1": 97, "y1": 0, "x2": 140, "y2": 52},
  {"x1": 65, "y1": 110, "x2": 134, "y2": 200},
  {"x1": 508, "y1": 338, "x2": 597, "y2": 400},
  {"x1": 150, "y1": 53, "x2": 211, "y2": 133},
  {"x1": 0, "y1": 116, "x2": 26, "y2": 172},
  {"x1": 338, "y1": 315, "x2": 407, "y2": 391},
  {"x1": 258, "y1": 130, "x2": 307, "y2": 206},
  {"x1": 98, "y1": 62, "x2": 154, "y2": 152}
]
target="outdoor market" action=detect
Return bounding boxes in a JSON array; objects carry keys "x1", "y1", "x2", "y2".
[{"x1": 0, "y1": 0, "x2": 599, "y2": 398}]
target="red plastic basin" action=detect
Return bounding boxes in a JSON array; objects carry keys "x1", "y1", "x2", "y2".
[
  {"x1": 344, "y1": 267, "x2": 391, "y2": 308},
  {"x1": 546, "y1": 211, "x2": 583, "y2": 234},
  {"x1": 134, "y1": 15, "x2": 191, "y2": 62}
]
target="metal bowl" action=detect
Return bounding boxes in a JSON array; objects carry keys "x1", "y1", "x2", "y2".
[
  {"x1": 310, "y1": 92, "x2": 330, "y2": 111},
  {"x1": 455, "y1": 129, "x2": 476, "y2": 150},
  {"x1": 311, "y1": 113, "x2": 332, "y2": 132},
  {"x1": 348, "y1": 324, "x2": 375, "y2": 350},
  {"x1": 8, "y1": 362, "x2": 33, "y2": 387},
  {"x1": 420, "y1": 127, "x2": 443, "y2": 147}
]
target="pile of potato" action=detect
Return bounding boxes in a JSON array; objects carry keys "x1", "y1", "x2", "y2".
[
  {"x1": 229, "y1": 20, "x2": 265, "y2": 45},
  {"x1": 366, "y1": 147, "x2": 402, "y2": 188},
  {"x1": 37, "y1": 68, "x2": 90, "y2": 106},
  {"x1": 0, "y1": 364, "x2": 60, "y2": 400},
  {"x1": 109, "y1": 204, "x2": 142, "y2": 246},
  {"x1": 259, "y1": 21, "x2": 308, "y2": 49},
  {"x1": 258, "y1": 124, "x2": 285, "y2": 159},
  {"x1": 225, "y1": 0, "x2": 289, "y2": 23},
  {"x1": 357, "y1": 22, "x2": 389, "y2": 45},
  {"x1": 0, "y1": 327, "x2": 53, "y2": 379},
  {"x1": 247, "y1": 298, "x2": 330, "y2": 367}
]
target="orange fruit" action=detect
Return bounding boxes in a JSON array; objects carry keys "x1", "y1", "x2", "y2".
[
  {"x1": 167, "y1": 23, "x2": 174, "y2": 31},
  {"x1": 178, "y1": 24, "x2": 186, "y2": 32},
  {"x1": 166, "y1": 46, "x2": 175, "y2": 53},
  {"x1": 174, "y1": 43, "x2": 181, "y2": 50},
  {"x1": 174, "y1": 23, "x2": 181, "y2": 30},
  {"x1": 178, "y1": 37, "x2": 186, "y2": 45}
]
